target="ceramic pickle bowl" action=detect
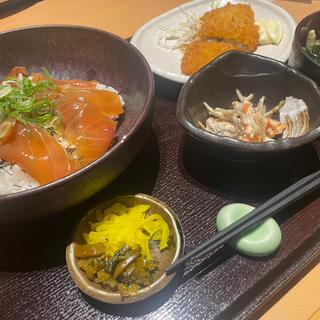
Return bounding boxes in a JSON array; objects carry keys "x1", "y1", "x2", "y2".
[{"x1": 66, "y1": 193, "x2": 185, "y2": 304}]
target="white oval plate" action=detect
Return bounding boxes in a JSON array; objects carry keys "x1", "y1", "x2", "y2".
[{"x1": 131, "y1": 0, "x2": 296, "y2": 84}]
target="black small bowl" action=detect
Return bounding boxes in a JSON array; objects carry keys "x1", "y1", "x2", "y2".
[
  {"x1": 0, "y1": 25, "x2": 154, "y2": 223},
  {"x1": 289, "y1": 11, "x2": 320, "y2": 84},
  {"x1": 177, "y1": 51, "x2": 320, "y2": 160}
]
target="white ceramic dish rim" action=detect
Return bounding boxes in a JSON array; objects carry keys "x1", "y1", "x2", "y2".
[{"x1": 131, "y1": 0, "x2": 296, "y2": 84}]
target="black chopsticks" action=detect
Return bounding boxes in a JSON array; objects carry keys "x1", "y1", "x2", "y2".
[{"x1": 166, "y1": 169, "x2": 320, "y2": 275}]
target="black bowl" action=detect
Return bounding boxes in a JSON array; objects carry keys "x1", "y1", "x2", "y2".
[
  {"x1": 289, "y1": 11, "x2": 320, "y2": 84},
  {"x1": 0, "y1": 25, "x2": 154, "y2": 223},
  {"x1": 177, "y1": 51, "x2": 320, "y2": 160}
]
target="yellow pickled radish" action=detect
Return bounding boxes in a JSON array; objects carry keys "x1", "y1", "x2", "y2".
[{"x1": 83, "y1": 203, "x2": 170, "y2": 260}]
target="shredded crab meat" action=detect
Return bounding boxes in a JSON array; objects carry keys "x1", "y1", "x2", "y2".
[{"x1": 199, "y1": 89, "x2": 287, "y2": 142}]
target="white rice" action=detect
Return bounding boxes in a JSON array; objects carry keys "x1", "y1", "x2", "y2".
[{"x1": 0, "y1": 162, "x2": 39, "y2": 195}]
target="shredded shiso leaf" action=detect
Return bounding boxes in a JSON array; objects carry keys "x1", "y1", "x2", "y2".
[{"x1": 83, "y1": 203, "x2": 170, "y2": 261}]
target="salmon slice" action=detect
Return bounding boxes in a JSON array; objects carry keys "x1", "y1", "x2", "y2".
[
  {"x1": 54, "y1": 79, "x2": 99, "y2": 88},
  {"x1": 56, "y1": 86, "x2": 123, "y2": 166},
  {"x1": 59, "y1": 86, "x2": 124, "y2": 117},
  {"x1": 32, "y1": 72, "x2": 100, "y2": 88},
  {"x1": 8, "y1": 67, "x2": 29, "y2": 77},
  {"x1": 57, "y1": 101, "x2": 117, "y2": 166},
  {"x1": 0, "y1": 122, "x2": 74, "y2": 185},
  {"x1": 31, "y1": 73, "x2": 124, "y2": 116}
]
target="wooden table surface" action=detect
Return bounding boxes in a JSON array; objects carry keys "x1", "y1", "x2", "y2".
[{"x1": 1, "y1": 0, "x2": 320, "y2": 319}]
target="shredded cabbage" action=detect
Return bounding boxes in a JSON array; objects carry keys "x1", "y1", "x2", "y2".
[{"x1": 157, "y1": 8, "x2": 202, "y2": 50}]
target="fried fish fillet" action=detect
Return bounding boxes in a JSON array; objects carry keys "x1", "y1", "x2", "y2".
[
  {"x1": 199, "y1": 4, "x2": 259, "y2": 52},
  {"x1": 181, "y1": 41, "x2": 243, "y2": 75}
]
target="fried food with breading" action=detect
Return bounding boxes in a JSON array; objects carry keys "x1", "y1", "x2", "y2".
[
  {"x1": 199, "y1": 4, "x2": 259, "y2": 52},
  {"x1": 181, "y1": 40, "x2": 244, "y2": 75}
]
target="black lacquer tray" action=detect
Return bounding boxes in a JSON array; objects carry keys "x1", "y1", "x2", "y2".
[{"x1": 0, "y1": 97, "x2": 319, "y2": 320}]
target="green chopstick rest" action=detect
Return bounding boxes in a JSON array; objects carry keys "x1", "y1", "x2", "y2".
[{"x1": 216, "y1": 203, "x2": 282, "y2": 257}]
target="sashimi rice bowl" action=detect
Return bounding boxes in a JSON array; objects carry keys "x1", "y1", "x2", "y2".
[
  {"x1": 0, "y1": 26, "x2": 154, "y2": 223},
  {"x1": 0, "y1": 67, "x2": 125, "y2": 194}
]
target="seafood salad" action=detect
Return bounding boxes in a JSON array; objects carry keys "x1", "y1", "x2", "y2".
[
  {"x1": 0, "y1": 67, "x2": 124, "y2": 194},
  {"x1": 198, "y1": 90, "x2": 309, "y2": 142},
  {"x1": 158, "y1": 2, "x2": 284, "y2": 75}
]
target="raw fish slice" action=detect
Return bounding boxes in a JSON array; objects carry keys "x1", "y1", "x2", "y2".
[
  {"x1": 59, "y1": 86, "x2": 124, "y2": 117},
  {"x1": 0, "y1": 123, "x2": 74, "y2": 184},
  {"x1": 8, "y1": 66, "x2": 29, "y2": 77},
  {"x1": 54, "y1": 79, "x2": 99, "y2": 88},
  {"x1": 31, "y1": 72, "x2": 98, "y2": 88},
  {"x1": 32, "y1": 73, "x2": 124, "y2": 117},
  {"x1": 55, "y1": 85, "x2": 123, "y2": 166},
  {"x1": 57, "y1": 101, "x2": 117, "y2": 166}
]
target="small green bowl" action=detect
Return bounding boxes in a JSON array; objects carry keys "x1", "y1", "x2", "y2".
[{"x1": 66, "y1": 193, "x2": 184, "y2": 304}]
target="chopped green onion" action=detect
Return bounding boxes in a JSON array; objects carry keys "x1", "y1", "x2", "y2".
[
  {"x1": 0, "y1": 85, "x2": 12, "y2": 99},
  {"x1": 0, "y1": 73, "x2": 59, "y2": 129}
]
